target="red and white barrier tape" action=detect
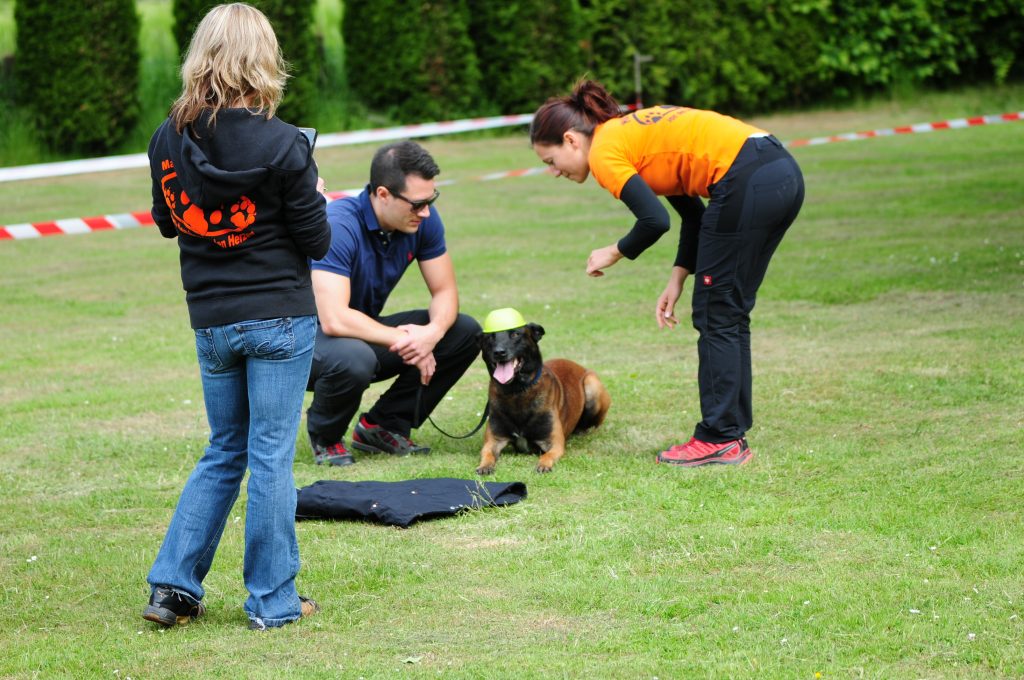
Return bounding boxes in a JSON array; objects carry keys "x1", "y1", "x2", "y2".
[
  {"x1": 2, "y1": 111, "x2": 1020, "y2": 241},
  {"x1": 1, "y1": 212, "x2": 157, "y2": 240},
  {"x1": 0, "y1": 171, "x2": 550, "y2": 240},
  {"x1": 0, "y1": 113, "x2": 535, "y2": 184},
  {"x1": 785, "y1": 111, "x2": 1022, "y2": 147}
]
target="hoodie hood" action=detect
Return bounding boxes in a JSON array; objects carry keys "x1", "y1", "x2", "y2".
[
  {"x1": 177, "y1": 131, "x2": 270, "y2": 208},
  {"x1": 170, "y1": 109, "x2": 311, "y2": 209},
  {"x1": 147, "y1": 107, "x2": 330, "y2": 329}
]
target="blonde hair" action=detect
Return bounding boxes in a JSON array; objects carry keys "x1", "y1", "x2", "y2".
[{"x1": 170, "y1": 3, "x2": 288, "y2": 132}]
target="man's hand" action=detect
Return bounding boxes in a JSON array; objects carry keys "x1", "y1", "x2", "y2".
[
  {"x1": 389, "y1": 323, "x2": 442, "y2": 364},
  {"x1": 586, "y1": 243, "x2": 623, "y2": 277},
  {"x1": 414, "y1": 353, "x2": 436, "y2": 385}
]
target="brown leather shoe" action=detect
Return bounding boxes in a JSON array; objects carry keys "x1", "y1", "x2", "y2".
[
  {"x1": 299, "y1": 595, "x2": 320, "y2": 618},
  {"x1": 248, "y1": 596, "x2": 321, "y2": 630}
]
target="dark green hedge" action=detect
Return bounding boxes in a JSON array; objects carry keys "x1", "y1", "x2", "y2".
[
  {"x1": 261, "y1": 0, "x2": 318, "y2": 125},
  {"x1": 14, "y1": 0, "x2": 140, "y2": 153},
  {"x1": 172, "y1": 0, "x2": 318, "y2": 126},
  {"x1": 343, "y1": 0, "x2": 482, "y2": 123},
  {"x1": 581, "y1": 0, "x2": 1024, "y2": 113},
  {"x1": 343, "y1": 0, "x2": 1022, "y2": 120},
  {"x1": 468, "y1": 0, "x2": 586, "y2": 114},
  {"x1": 11, "y1": 0, "x2": 1024, "y2": 159},
  {"x1": 171, "y1": 0, "x2": 216, "y2": 54}
]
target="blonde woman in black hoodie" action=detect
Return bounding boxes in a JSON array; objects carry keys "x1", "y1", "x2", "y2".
[{"x1": 142, "y1": 2, "x2": 330, "y2": 630}]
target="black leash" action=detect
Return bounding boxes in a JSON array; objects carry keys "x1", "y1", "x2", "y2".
[{"x1": 414, "y1": 383, "x2": 490, "y2": 440}]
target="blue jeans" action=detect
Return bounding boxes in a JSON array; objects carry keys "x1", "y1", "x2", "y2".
[{"x1": 147, "y1": 315, "x2": 316, "y2": 628}]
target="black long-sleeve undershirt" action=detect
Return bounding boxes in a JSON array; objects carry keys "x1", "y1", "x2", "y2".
[
  {"x1": 615, "y1": 174, "x2": 705, "y2": 273},
  {"x1": 666, "y1": 194, "x2": 704, "y2": 273}
]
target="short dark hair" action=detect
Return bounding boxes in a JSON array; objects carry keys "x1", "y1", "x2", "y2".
[{"x1": 369, "y1": 140, "x2": 440, "y2": 193}]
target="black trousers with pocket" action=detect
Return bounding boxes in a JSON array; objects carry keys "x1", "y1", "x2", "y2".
[
  {"x1": 305, "y1": 310, "x2": 480, "y2": 446},
  {"x1": 690, "y1": 135, "x2": 804, "y2": 443}
]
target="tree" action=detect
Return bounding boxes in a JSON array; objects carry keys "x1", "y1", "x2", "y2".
[
  {"x1": 14, "y1": 0, "x2": 140, "y2": 153},
  {"x1": 344, "y1": 0, "x2": 482, "y2": 123},
  {"x1": 468, "y1": 0, "x2": 586, "y2": 114}
]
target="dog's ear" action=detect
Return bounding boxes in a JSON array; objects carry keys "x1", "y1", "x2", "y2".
[
  {"x1": 527, "y1": 323, "x2": 545, "y2": 342},
  {"x1": 476, "y1": 330, "x2": 486, "y2": 350}
]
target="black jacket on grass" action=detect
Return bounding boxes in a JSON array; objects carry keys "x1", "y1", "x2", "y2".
[
  {"x1": 296, "y1": 478, "x2": 528, "y2": 528},
  {"x1": 148, "y1": 108, "x2": 331, "y2": 329}
]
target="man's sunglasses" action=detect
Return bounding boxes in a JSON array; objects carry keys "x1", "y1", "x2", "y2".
[{"x1": 392, "y1": 188, "x2": 440, "y2": 213}]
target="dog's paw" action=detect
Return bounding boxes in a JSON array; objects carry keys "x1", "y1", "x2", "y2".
[
  {"x1": 534, "y1": 463, "x2": 553, "y2": 473},
  {"x1": 476, "y1": 465, "x2": 495, "y2": 475}
]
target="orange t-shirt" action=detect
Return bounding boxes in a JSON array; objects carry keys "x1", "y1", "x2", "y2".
[{"x1": 589, "y1": 106, "x2": 766, "y2": 199}]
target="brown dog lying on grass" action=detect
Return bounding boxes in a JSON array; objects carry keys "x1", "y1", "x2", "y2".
[{"x1": 476, "y1": 310, "x2": 611, "y2": 474}]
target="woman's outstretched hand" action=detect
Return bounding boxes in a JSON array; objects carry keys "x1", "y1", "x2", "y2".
[{"x1": 586, "y1": 243, "x2": 623, "y2": 277}]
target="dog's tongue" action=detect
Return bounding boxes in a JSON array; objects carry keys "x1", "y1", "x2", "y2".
[{"x1": 493, "y1": 361, "x2": 516, "y2": 384}]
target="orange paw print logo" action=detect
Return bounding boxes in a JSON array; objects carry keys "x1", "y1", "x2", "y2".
[
  {"x1": 229, "y1": 197, "x2": 256, "y2": 229},
  {"x1": 159, "y1": 163, "x2": 257, "y2": 246},
  {"x1": 630, "y1": 105, "x2": 681, "y2": 126},
  {"x1": 162, "y1": 183, "x2": 176, "y2": 211}
]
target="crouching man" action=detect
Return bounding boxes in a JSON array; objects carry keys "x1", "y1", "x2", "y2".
[{"x1": 306, "y1": 140, "x2": 480, "y2": 466}]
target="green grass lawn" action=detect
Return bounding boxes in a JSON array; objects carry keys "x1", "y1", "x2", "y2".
[{"x1": 1, "y1": 87, "x2": 1022, "y2": 678}]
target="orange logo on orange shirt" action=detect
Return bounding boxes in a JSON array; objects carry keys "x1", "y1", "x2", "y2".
[
  {"x1": 627, "y1": 105, "x2": 688, "y2": 126},
  {"x1": 159, "y1": 161, "x2": 256, "y2": 248}
]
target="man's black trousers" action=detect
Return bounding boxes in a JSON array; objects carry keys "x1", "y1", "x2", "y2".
[{"x1": 306, "y1": 311, "x2": 480, "y2": 445}]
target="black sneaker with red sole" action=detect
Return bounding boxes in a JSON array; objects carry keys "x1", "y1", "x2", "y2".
[{"x1": 352, "y1": 419, "x2": 430, "y2": 456}]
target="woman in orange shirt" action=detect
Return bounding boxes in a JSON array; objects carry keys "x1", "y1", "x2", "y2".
[{"x1": 531, "y1": 79, "x2": 804, "y2": 467}]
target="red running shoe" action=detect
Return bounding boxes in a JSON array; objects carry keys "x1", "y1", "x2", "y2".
[
  {"x1": 656, "y1": 437, "x2": 752, "y2": 467},
  {"x1": 310, "y1": 437, "x2": 355, "y2": 466}
]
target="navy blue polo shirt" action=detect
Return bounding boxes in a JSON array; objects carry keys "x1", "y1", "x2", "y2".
[{"x1": 311, "y1": 186, "x2": 447, "y2": 318}]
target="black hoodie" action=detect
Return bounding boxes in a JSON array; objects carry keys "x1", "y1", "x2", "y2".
[{"x1": 148, "y1": 108, "x2": 331, "y2": 328}]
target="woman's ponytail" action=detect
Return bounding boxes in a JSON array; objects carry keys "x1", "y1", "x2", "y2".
[{"x1": 530, "y1": 78, "x2": 622, "y2": 146}]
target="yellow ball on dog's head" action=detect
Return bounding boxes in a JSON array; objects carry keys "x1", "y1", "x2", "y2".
[{"x1": 482, "y1": 307, "x2": 527, "y2": 333}]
